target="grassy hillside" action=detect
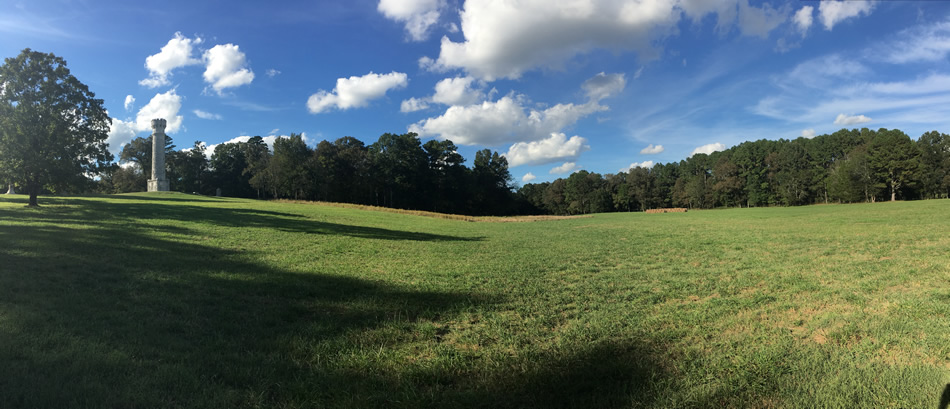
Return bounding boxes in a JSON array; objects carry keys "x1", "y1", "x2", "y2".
[{"x1": 1, "y1": 193, "x2": 948, "y2": 408}]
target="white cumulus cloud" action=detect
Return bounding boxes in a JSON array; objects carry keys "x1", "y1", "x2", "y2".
[
  {"x1": 736, "y1": 0, "x2": 787, "y2": 39},
  {"x1": 621, "y1": 161, "x2": 655, "y2": 172},
  {"x1": 193, "y1": 109, "x2": 222, "y2": 120},
  {"x1": 639, "y1": 144, "x2": 664, "y2": 154},
  {"x1": 400, "y1": 97, "x2": 430, "y2": 113},
  {"x1": 818, "y1": 0, "x2": 874, "y2": 31},
  {"x1": 550, "y1": 162, "x2": 581, "y2": 175},
  {"x1": 106, "y1": 118, "x2": 138, "y2": 157},
  {"x1": 135, "y1": 90, "x2": 183, "y2": 134},
  {"x1": 378, "y1": 0, "x2": 443, "y2": 41},
  {"x1": 124, "y1": 95, "x2": 135, "y2": 111},
  {"x1": 504, "y1": 132, "x2": 590, "y2": 167},
  {"x1": 432, "y1": 76, "x2": 484, "y2": 106},
  {"x1": 410, "y1": 95, "x2": 605, "y2": 146},
  {"x1": 411, "y1": 72, "x2": 613, "y2": 146},
  {"x1": 427, "y1": 0, "x2": 677, "y2": 80},
  {"x1": 833, "y1": 113, "x2": 872, "y2": 125},
  {"x1": 203, "y1": 44, "x2": 255, "y2": 94},
  {"x1": 308, "y1": 71, "x2": 408, "y2": 114},
  {"x1": 424, "y1": 0, "x2": 785, "y2": 80},
  {"x1": 521, "y1": 172, "x2": 537, "y2": 183},
  {"x1": 582, "y1": 72, "x2": 626, "y2": 101},
  {"x1": 793, "y1": 6, "x2": 813, "y2": 33},
  {"x1": 800, "y1": 129, "x2": 817, "y2": 138},
  {"x1": 690, "y1": 142, "x2": 726, "y2": 157},
  {"x1": 139, "y1": 32, "x2": 203, "y2": 88}
]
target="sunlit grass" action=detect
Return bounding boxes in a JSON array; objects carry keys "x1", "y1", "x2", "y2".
[{"x1": 1, "y1": 193, "x2": 948, "y2": 408}]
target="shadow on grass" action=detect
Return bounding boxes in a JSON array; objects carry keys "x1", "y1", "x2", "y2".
[
  {"x1": 441, "y1": 342, "x2": 668, "y2": 409},
  {"x1": 2, "y1": 195, "x2": 481, "y2": 242},
  {"x1": 100, "y1": 192, "x2": 238, "y2": 203},
  {"x1": 0, "y1": 198, "x2": 669, "y2": 408},
  {"x1": 940, "y1": 384, "x2": 950, "y2": 409}
]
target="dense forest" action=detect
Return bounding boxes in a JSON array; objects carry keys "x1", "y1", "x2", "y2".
[
  {"x1": 98, "y1": 132, "x2": 516, "y2": 216},
  {"x1": 96, "y1": 127, "x2": 950, "y2": 216}
]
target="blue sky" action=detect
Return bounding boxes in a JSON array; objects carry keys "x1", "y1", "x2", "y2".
[{"x1": 2, "y1": 0, "x2": 949, "y2": 185}]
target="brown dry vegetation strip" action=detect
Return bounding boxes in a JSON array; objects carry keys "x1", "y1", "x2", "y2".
[
  {"x1": 644, "y1": 208, "x2": 688, "y2": 213},
  {"x1": 277, "y1": 199, "x2": 592, "y2": 222}
]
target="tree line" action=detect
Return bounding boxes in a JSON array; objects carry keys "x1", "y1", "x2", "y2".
[
  {"x1": 97, "y1": 127, "x2": 949, "y2": 216},
  {"x1": 518, "y1": 128, "x2": 949, "y2": 215},
  {"x1": 97, "y1": 132, "x2": 518, "y2": 216}
]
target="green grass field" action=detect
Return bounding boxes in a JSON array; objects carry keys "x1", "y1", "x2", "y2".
[{"x1": 1, "y1": 193, "x2": 948, "y2": 408}]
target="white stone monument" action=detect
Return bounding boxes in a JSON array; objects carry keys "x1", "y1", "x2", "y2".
[{"x1": 147, "y1": 118, "x2": 170, "y2": 192}]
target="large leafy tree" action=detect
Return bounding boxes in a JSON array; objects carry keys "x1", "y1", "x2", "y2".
[
  {"x1": 422, "y1": 139, "x2": 467, "y2": 213},
  {"x1": 370, "y1": 132, "x2": 427, "y2": 209},
  {"x1": 917, "y1": 131, "x2": 950, "y2": 199},
  {"x1": 331, "y1": 136, "x2": 371, "y2": 205},
  {"x1": 209, "y1": 141, "x2": 255, "y2": 198},
  {"x1": 243, "y1": 136, "x2": 273, "y2": 198},
  {"x1": 712, "y1": 155, "x2": 743, "y2": 207},
  {"x1": 471, "y1": 149, "x2": 512, "y2": 214},
  {"x1": 311, "y1": 140, "x2": 339, "y2": 201},
  {"x1": 0, "y1": 49, "x2": 113, "y2": 206},
  {"x1": 167, "y1": 141, "x2": 210, "y2": 194},
  {"x1": 119, "y1": 134, "x2": 175, "y2": 175},
  {"x1": 767, "y1": 142, "x2": 818, "y2": 206},
  {"x1": 828, "y1": 144, "x2": 878, "y2": 203},
  {"x1": 627, "y1": 166, "x2": 657, "y2": 211},
  {"x1": 270, "y1": 133, "x2": 312, "y2": 199},
  {"x1": 867, "y1": 129, "x2": 922, "y2": 202}
]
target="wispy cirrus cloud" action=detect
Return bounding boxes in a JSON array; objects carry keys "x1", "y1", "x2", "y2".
[
  {"x1": 194, "y1": 109, "x2": 223, "y2": 120},
  {"x1": 871, "y1": 18, "x2": 950, "y2": 64},
  {"x1": 754, "y1": 48, "x2": 950, "y2": 133}
]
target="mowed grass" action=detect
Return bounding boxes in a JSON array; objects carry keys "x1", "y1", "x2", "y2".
[{"x1": 1, "y1": 193, "x2": 948, "y2": 408}]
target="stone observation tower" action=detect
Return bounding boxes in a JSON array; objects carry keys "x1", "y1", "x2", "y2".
[{"x1": 147, "y1": 118, "x2": 170, "y2": 192}]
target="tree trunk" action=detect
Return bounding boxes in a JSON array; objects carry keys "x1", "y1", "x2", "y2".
[{"x1": 27, "y1": 182, "x2": 39, "y2": 207}]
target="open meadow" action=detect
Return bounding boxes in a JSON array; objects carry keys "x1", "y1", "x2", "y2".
[{"x1": 1, "y1": 193, "x2": 948, "y2": 408}]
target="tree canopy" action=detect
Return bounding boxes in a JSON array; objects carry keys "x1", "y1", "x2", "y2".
[
  {"x1": 516, "y1": 128, "x2": 948, "y2": 215},
  {"x1": 0, "y1": 48, "x2": 112, "y2": 206},
  {"x1": 93, "y1": 126, "x2": 949, "y2": 216}
]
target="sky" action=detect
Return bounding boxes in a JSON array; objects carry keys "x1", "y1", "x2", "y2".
[{"x1": 2, "y1": 0, "x2": 950, "y2": 185}]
